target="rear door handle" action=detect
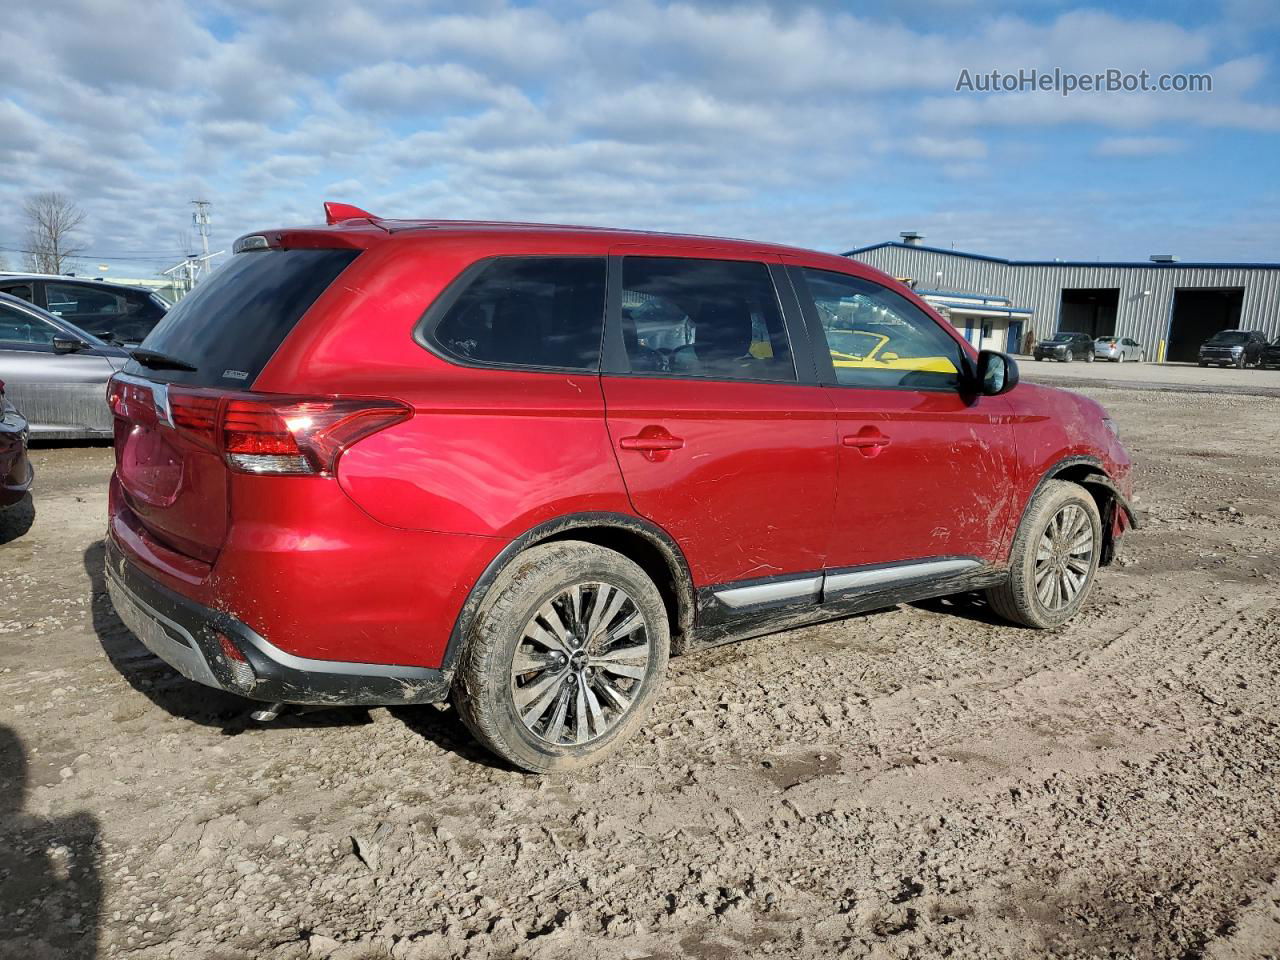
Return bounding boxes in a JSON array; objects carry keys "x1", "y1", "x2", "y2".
[
  {"x1": 842, "y1": 427, "x2": 891, "y2": 458},
  {"x1": 619, "y1": 427, "x2": 684, "y2": 461}
]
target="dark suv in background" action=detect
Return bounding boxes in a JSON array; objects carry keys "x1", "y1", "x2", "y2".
[
  {"x1": 0, "y1": 274, "x2": 168, "y2": 346},
  {"x1": 1033, "y1": 331, "x2": 1095, "y2": 362},
  {"x1": 1262, "y1": 337, "x2": 1280, "y2": 370},
  {"x1": 1198, "y1": 329, "x2": 1269, "y2": 368}
]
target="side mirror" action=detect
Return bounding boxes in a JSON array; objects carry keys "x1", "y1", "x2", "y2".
[
  {"x1": 976, "y1": 350, "x2": 1019, "y2": 396},
  {"x1": 51, "y1": 336, "x2": 88, "y2": 354}
]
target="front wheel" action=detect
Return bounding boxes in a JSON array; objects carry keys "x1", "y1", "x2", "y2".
[
  {"x1": 453, "y1": 540, "x2": 670, "y2": 772},
  {"x1": 1236, "y1": 355, "x2": 1247, "y2": 369},
  {"x1": 1086, "y1": 351, "x2": 1095, "y2": 362},
  {"x1": 987, "y1": 480, "x2": 1102, "y2": 629}
]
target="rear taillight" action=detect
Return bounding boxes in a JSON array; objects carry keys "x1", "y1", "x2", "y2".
[
  {"x1": 108, "y1": 376, "x2": 410, "y2": 476},
  {"x1": 222, "y1": 397, "x2": 410, "y2": 475}
]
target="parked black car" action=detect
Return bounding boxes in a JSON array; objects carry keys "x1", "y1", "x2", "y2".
[
  {"x1": 1197, "y1": 329, "x2": 1269, "y2": 368},
  {"x1": 1261, "y1": 337, "x2": 1280, "y2": 370},
  {"x1": 1, "y1": 377, "x2": 32, "y2": 513},
  {"x1": 1033, "y1": 331, "x2": 1095, "y2": 362},
  {"x1": 0, "y1": 273, "x2": 168, "y2": 346}
]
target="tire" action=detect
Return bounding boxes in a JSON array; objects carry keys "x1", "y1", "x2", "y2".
[
  {"x1": 452, "y1": 540, "x2": 670, "y2": 772},
  {"x1": 1198, "y1": 361, "x2": 1208, "y2": 367},
  {"x1": 986, "y1": 480, "x2": 1103, "y2": 629},
  {"x1": 1116, "y1": 352, "x2": 1124, "y2": 363},
  {"x1": 1236, "y1": 355, "x2": 1247, "y2": 369},
  {"x1": 1063, "y1": 352, "x2": 1073, "y2": 363},
  {"x1": 1085, "y1": 351, "x2": 1094, "y2": 362},
  {"x1": 1139, "y1": 352, "x2": 1145, "y2": 363}
]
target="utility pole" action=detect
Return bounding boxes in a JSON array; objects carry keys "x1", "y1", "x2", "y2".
[{"x1": 191, "y1": 200, "x2": 212, "y2": 278}]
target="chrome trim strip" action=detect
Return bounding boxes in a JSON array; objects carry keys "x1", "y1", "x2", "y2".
[
  {"x1": 823, "y1": 558, "x2": 980, "y2": 595},
  {"x1": 241, "y1": 633, "x2": 442, "y2": 680},
  {"x1": 111, "y1": 371, "x2": 173, "y2": 426},
  {"x1": 714, "y1": 576, "x2": 822, "y2": 610}
]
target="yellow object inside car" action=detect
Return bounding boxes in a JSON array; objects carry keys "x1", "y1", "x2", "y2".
[{"x1": 828, "y1": 330, "x2": 958, "y2": 374}]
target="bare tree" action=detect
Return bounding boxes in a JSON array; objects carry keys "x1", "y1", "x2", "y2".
[{"x1": 23, "y1": 192, "x2": 85, "y2": 274}]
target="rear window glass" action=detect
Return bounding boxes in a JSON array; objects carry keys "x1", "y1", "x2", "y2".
[
  {"x1": 127, "y1": 248, "x2": 360, "y2": 386},
  {"x1": 428, "y1": 257, "x2": 606, "y2": 370}
]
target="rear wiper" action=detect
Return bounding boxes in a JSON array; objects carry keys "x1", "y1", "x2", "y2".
[{"x1": 129, "y1": 348, "x2": 197, "y2": 372}]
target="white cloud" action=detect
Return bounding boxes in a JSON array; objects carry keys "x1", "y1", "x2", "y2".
[{"x1": 0, "y1": 0, "x2": 1276, "y2": 272}]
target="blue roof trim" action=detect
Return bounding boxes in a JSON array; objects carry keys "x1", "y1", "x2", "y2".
[
  {"x1": 913, "y1": 286, "x2": 1012, "y2": 304},
  {"x1": 842, "y1": 240, "x2": 1280, "y2": 270}
]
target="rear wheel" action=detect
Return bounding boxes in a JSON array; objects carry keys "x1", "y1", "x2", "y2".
[
  {"x1": 987, "y1": 480, "x2": 1102, "y2": 629},
  {"x1": 453, "y1": 541, "x2": 669, "y2": 772},
  {"x1": 1085, "y1": 351, "x2": 1095, "y2": 362},
  {"x1": 1116, "y1": 352, "x2": 1125, "y2": 363}
]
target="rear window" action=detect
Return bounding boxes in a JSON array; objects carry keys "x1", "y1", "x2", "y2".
[
  {"x1": 127, "y1": 248, "x2": 360, "y2": 386},
  {"x1": 426, "y1": 256, "x2": 606, "y2": 371}
]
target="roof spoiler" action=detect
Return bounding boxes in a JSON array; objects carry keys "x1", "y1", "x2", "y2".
[{"x1": 324, "y1": 201, "x2": 380, "y2": 225}]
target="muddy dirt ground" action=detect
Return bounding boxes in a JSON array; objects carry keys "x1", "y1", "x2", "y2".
[{"x1": 2, "y1": 386, "x2": 1279, "y2": 960}]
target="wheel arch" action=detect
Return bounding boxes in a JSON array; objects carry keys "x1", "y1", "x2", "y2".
[
  {"x1": 1023, "y1": 457, "x2": 1137, "y2": 566},
  {"x1": 440, "y1": 512, "x2": 695, "y2": 681}
]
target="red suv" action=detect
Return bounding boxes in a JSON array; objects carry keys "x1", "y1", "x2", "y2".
[{"x1": 105, "y1": 203, "x2": 1135, "y2": 772}]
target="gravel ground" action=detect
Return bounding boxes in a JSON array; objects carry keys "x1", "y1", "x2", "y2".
[{"x1": 2, "y1": 386, "x2": 1279, "y2": 960}]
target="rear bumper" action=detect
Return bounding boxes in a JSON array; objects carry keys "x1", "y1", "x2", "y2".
[
  {"x1": 104, "y1": 537, "x2": 453, "y2": 706},
  {"x1": 0, "y1": 438, "x2": 32, "y2": 509}
]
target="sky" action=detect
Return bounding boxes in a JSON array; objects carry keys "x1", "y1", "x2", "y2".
[{"x1": 2, "y1": 0, "x2": 1279, "y2": 280}]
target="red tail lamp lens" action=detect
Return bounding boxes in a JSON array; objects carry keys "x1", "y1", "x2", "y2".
[{"x1": 221, "y1": 397, "x2": 410, "y2": 475}]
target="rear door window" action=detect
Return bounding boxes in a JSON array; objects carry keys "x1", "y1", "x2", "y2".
[
  {"x1": 128, "y1": 248, "x2": 361, "y2": 386},
  {"x1": 427, "y1": 257, "x2": 606, "y2": 371},
  {"x1": 617, "y1": 257, "x2": 795, "y2": 382}
]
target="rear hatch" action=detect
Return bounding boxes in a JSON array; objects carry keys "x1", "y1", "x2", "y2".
[{"x1": 110, "y1": 247, "x2": 362, "y2": 565}]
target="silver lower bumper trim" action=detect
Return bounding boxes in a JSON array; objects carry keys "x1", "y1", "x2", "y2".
[{"x1": 106, "y1": 570, "x2": 221, "y2": 690}]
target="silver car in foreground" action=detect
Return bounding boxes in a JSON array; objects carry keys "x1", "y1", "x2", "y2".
[
  {"x1": 0, "y1": 291, "x2": 128, "y2": 439},
  {"x1": 1094, "y1": 336, "x2": 1144, "y2": 362}
]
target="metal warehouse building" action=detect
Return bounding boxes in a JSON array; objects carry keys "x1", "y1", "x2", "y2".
[{"x1": 845, "y1": 233, "x2": 1280, "y2": 363}]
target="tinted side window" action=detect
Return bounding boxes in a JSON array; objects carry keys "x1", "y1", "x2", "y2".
[
  {"x1": 47, "y1": 283, "x2": 126, "y2": 317},
  {"x1": 432, "y1": 257, "x2": 605, "y2": 370},
  {"x1": 801, "y1": 268, "x2": 962, "y2": 390},
  {"x1": 0, "y1": 303, "x2": 59, "y2": 345},
  {"x1": 0, "y1": 284, "x2": 34, "y2": 303},
  {"x1": 619, "y1": 257, "x2": 794, "y2": 382}
]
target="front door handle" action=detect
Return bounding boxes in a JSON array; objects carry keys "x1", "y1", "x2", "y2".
[
  {"x1": 842, "y1": 427, "x2": 891, "y2": 458},
  {"x1": 619, "y1": 427, "x2": 684, "y2": 462}
]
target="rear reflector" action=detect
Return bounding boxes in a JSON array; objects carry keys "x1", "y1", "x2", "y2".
[
  {"x1": 217, "y1": 633, "x2": 256, "y2": 687},
  {"x1": 107, "y1": 375, "x2": 411, "y2": 476}
]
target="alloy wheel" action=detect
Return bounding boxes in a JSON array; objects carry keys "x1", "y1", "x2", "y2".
[
  {"x1": 509, "y1": 582, "x2": 651, "y2": 746},
  {"x1": 1033, "y1": 503, "x2": 1095, "y2": 611}
]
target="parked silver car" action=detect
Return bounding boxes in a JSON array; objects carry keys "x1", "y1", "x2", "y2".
[
  {"x1": 0, "y1": 291, "x2": 128, "y2": 439},
  {"x1": 1094, "y1": 336, "x2": 1144, "y2": 362}
]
